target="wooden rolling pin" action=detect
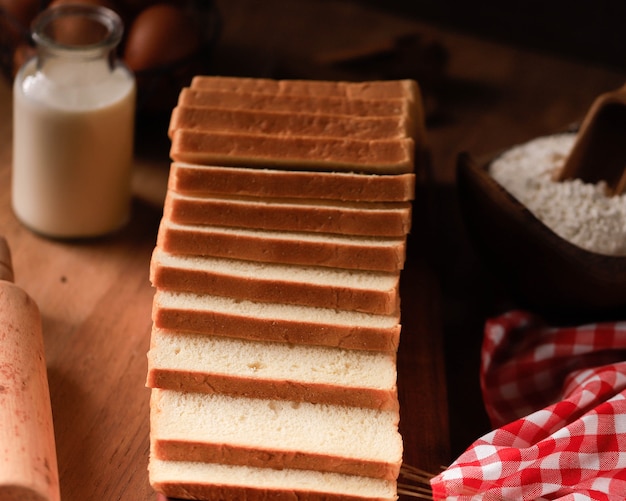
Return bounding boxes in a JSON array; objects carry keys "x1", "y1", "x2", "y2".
[{"x1": 0, "y1": 237, "x2": 60, "y2": 501}]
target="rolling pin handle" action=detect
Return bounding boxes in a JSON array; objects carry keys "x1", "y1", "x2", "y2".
[{"x1": 0, "y1": 235, "x2": 60, "y2": 501}]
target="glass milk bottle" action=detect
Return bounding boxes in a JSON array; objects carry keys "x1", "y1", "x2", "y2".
[{"x1": 12, "y1": 4, "x2": 136, "y2": 238}]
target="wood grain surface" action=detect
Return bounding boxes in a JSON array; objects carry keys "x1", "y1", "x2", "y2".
[{"x1": 0, "y1": 1, "x2": 625, "y2": 499}]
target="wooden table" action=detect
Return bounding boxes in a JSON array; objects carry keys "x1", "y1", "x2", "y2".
[{"x1": 0, "y1": 1, "x2": 625, "y2": 499}]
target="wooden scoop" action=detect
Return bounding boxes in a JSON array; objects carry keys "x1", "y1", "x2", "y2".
[{"x1": 556, "y1": 83, "x2": 626, "y2": 195}]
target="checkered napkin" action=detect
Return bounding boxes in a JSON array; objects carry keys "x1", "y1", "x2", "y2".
[{"x1": 430, "y1": 310, "x2": 626, "y2": 500}]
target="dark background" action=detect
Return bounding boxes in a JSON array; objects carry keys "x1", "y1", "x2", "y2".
[{"x1": 365, "y1": 0, "x2": 626, "y2": 71}]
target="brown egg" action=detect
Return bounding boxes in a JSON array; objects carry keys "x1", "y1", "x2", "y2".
[
  {"x1": 0, "y1": 0, "x2": 40, "y2": 27},
  {"x1": 0, "y1": 0, "x2": 39, "y2": 45},
  {"x1": 115, "y1": 0, "x2": 158, "y2": 12},
  {"x1": 48, "y1": 0, "x2": 117, "y2": 10},
  {"x1": 45, "y1": 0, "x2": 121, "y2": 46},
  {"x1": 46, "y1": 0, "x2": 123, "y2": 25},
  {"x1": 12, "y1": 43, "x2": 36, "y2": 76},
  {"x1": 123, "y1": 3, "x2": 201, "y2": 72}
]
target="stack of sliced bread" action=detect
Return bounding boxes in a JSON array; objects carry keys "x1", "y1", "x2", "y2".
[{"x1": 146, "y1": 75, "x2": 424, "y2": 500}]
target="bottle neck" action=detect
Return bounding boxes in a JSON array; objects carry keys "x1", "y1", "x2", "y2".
[{"x1": 31, "y1": 4, "x2": 122, "y2": 84}]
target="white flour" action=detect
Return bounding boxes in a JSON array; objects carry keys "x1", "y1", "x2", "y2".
[{"x1": 489, "y1": 133, "x2": 626, "y2": 256}]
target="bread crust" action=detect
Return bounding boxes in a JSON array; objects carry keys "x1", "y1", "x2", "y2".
[
  {"x1": 150, "y1": 253, "x2": 400, "y2": 315},
  {"x1": 190, "y1": 75, "x2": 419, "y2": 102},
  {"x1": 153, "y1": 439, "x2": 401, "y2": 480},
  {"x1": 163, "y1": 191, "x2": 412, "y2": 237},
  {"x1": 146, "y1": 368, "x2": 399, "y2": 411},
  {"x1": 170, "y1": 130, "x2": 415, "y2": 174},
  {"x1": 150, "y1": 458, "x2": 398, "y2": 501},
  {"x1": 153, "y1": 480, "x2": 396, "y2": 501},
  {"x1": 179, "y1": 88, "x2": 414, "y2": 118},
  {"x1": 170, "y1": 163, "x2": 416, "y2": 202},
  {"x1": 152, "y1": 297, "x2": 401, "y2": 353},
  {"x1": 152, "y1": 308, "x2": 401, "y2": 352},
  {"x1": 168, "y1": 106, "x2": 416, "y2": 141},
  {"x1": 157, "y1": 222, "x2": 407, "y2": 273}
]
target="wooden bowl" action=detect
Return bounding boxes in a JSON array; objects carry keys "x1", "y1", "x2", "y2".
[{"x1": 456, "y1": 147, "x2": 626, "y2": 322}]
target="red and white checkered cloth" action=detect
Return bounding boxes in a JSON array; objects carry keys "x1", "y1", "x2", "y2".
[{"x1": 430, "y1": 310, "x2": 626, "y2": 500}]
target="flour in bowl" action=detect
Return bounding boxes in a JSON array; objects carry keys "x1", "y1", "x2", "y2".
[{"x1": 489, "y1": 133, "x2": 626, "y2": 256}]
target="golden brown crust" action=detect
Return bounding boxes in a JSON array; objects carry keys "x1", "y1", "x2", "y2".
[
  {"x1": 162, "y1": 191, "x2": 412, "y2": 237},
  {"x1": 153, "y1": 440, "x2": 401, "y2": 480},
  {"x1": 151, "y1": 302, "x2": 401, "y2": 353},
  {"x1": 190, "y1": 75, "x2": 419, "y2": 102},
  {"x1": 146, "y1": 368, "x2": 399, "y2": 411},
  {"x1": 183, "y1": 77, "x2": 428, "y2": 162},
  {"x1": 170, "y1": 130, "x2": 415, "y2": 174},
  {"x1": 156, "y1": 222, "x2": 407, "y2": 273},
  {"x1": 168, "y1": 106, "x2": 416, "y2": 141},
  {"x1": 149, "y1": 259, "x2": 400, "y2": 315},
  {"x1": 170, "y1": 163, "x2": 416, "y2": 202},
  {"x1": 153, "y1": 480, "x2": 395, "y2": 501},
  {"x1": 178, "y1": 88, "x2": 414, "y2": 119}
]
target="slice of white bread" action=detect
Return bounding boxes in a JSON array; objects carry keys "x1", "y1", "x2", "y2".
[
  {"x1": 182, "y1": 77, "x2": 427, "y2": 160},
  {"x1": 148, "y1": 76, "x2": 417, "y2": 500},
  {"x1": 190, "y1": 75, "x2": 419, "y2": 102},
  {"x1": 170, "y1": 129, "x2": 415, "y2": 174},
  {"x1": 156, "y1": 221, "x2": 407, "y2": 273},
  {"x1": 146, "y1": 329, "x2": 398, "y2": 410},
  {"x1": 178, "y1": 88, "x2": 414, "y2": 119},
  {"x1": 149, "y1": 459, "x2": 398, "y2": 501},
  {"x1": 168, "y1": 106, "x2": 417, "y2": 141},
  {"x1": 169, "y1": 162, "x2": 416, "y2": 202},
  {"x1": 152, "y1": 290, "x2": 401, "y2": 352},
  {"x1": 163, "y1": 191, "x2": 412, "y2": 237},
  {"x1": 150, "y1": 389, "x2": 402, "y2": 479},
  {"x1": 150, "y1": 249, "x2": 400, "y2": 315}
]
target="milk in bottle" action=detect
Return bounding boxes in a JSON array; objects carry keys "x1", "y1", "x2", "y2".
[{"x1": 12, "y1": 4, "x2": 135, "y2": 238}]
